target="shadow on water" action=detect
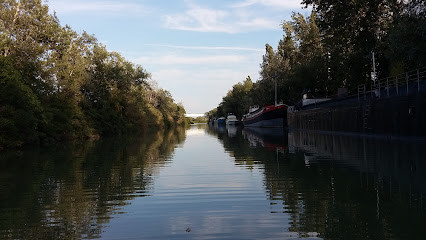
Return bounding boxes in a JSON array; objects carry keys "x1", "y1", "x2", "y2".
[
  {"x1": 0, "y1": 127, "x2": 186, "y2": 239},
  {"x1": 208, "y1": 125, "x2": 426, "y2": 240}
]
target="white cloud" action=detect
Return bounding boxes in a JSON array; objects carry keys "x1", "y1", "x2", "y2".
[
  {"x1": 238, "y1": 18, "x2": 277, "y2": 29},
  {"x1": 232, "y1": 0, "x2": 306, "y2": 9},
  {"x1": 163, "y1": 6, "x2": 236, "y2": 33},
  {"x1": 163, "y1": 5, "x2": 279, "y2": 33},
  {"x1": 48, "y1": 0, "x2": 147, "y2": 15}
]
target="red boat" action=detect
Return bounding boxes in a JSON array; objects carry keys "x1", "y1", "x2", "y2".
[{"x1": 242, "y1": 104, "x2": 287, "y2": 128}]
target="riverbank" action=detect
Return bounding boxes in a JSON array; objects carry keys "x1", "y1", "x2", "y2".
[{"x1": 288, "y1": 69, "x2": 426, "y2": 138}]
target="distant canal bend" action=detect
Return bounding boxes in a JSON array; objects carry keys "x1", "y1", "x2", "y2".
[{"x1": 0, "y1": 124, "x2": 425, "y2": 239}]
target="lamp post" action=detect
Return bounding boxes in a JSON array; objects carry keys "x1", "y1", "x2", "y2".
[
  {"x1": 275, "y1": 78, "x2": 277, "y2": 106},
  {"x1": 371, "y1": 51, "x2": 377, "y2": 84}
]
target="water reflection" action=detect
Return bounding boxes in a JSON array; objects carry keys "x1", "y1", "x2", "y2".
[
  {"x1": 1, "y1": 124, "x2": 425, "y2": 239},
  {"x1": 227, "y1": 125, "x2": 238, "y2": 138},
  {"x1": 289, "y1": 131, "x2": 426, "y2": 193},
  {"x1": 209, "y1": 126, "x2": 426, "y2": 240},
  {"x1": 0, "y1": 127, "x2": 185, "y2": 239},
  {"x1": 243, "y1": 127, "x2": 287, "y2": 151}
]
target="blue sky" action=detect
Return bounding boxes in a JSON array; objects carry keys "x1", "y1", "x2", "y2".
[{"x1": 47, "y1": 0, "x2": 310, "y2": 114}]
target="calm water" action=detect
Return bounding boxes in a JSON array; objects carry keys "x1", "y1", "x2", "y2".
[{"x1": 1, "y1": 124, "x2": 425, "y2": 239}]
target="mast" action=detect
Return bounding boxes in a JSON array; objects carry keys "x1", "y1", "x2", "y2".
[{"x1": 274, "y1": 79, "x2": 277, "y2": 106}]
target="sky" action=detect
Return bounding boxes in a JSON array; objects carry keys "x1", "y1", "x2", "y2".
[{"x1": 47, "y1": 0, "x2": 311, "y2": 114}]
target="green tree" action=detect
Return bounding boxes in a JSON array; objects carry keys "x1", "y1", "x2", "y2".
[
  {"x1": 301, "y1": 0, "x2": 405, "y2": 90},
  {"x1": 0, "y1": 56, "x2": 42, "y2": 148},
  {"x1": 0, "y1": 0, "x2": 185, "y2": 148},
  {"x1": 257, "y1": 12, "x2": 326, "y2": 104},
  {"x1": 221, "y1": 76, "x2": 253, "y2": 119},
  {"x1": 384, "y1": 2, "x2": 426, "y2": 74},
  {"x1": 256, "y1": 44, "x2": 284, "y2": 105}
]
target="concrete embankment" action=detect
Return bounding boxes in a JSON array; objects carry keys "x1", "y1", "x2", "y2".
[{"x1": 288, "y1": 91, "x2": 426, "y2": 137}]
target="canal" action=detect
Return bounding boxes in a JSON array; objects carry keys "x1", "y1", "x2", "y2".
[{"x1": 1, "y1": 124, "x2": 425, "y2": 239}]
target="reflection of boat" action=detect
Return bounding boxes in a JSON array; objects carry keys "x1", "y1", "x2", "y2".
[
  {"x1": 242, "y1": 104, "x2": 287, "y2": 128},
  {"x1": 227, "y1": 125, "x2": 237, "y2": 137},
  {"x1": 242, "y1": 127, "x2": 287, "y2": 151},
  {"x1": 226, "y1": 113, "x2": 239, "y2": 125},
  {"x1": 207, "y1": 120, "x2": 227, "y2": 134},
  {"x1": 215, "y1": 123, "x2": 226, "y2": 133}
]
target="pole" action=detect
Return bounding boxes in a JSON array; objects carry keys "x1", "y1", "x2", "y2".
[
  {"x1": 387, "y1": 78, "x2": 389, "y2": 97},
  {"x1": 396, "y1": 76, "x2": 399, "y2": 96},
  {"x1": 418, "y1": 69, "x2": 420, "y2": 93},
  {"x1": 358, "y1": 87, "x2": 360, "y2": 103},
  {"x1": 275, "y1": 79, "x2": 277, "y2": 106},
  {"x1": 372, "y1": 52, "x2": 376, "y2": 73},
  {"x1": 406, "y1": 72, "x2": 409, "y2": 95},
  {"x1": 372, "y1": 52, "x2": 377, "y2": 85}
]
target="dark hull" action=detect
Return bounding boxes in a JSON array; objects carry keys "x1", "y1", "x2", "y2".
[{"x1": 243, "y1": 106, "x2": 287, "y2": 128}]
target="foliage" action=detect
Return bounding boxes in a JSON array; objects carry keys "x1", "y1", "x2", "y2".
[
  {"x1": 0, "y1": 0, "x2": 185, "y2": 148},
  {"x1": 209, "y1": 0, "x2": 425, "y2": 115},
  {"x1": 205, "y1": 108, "x2": 218, "y2": 120},
  {"x1": 207, "y1": 76, "x2": 253, "y2": 120},
  {"x1": 186, "y1": 116, "x2": 208, "y2": 125},
  {"x1": 257, "y1": 12, "x2": 327, "y2": 104},
  {"x1": 208, "y1": 12, "x2": 326, "y2": 118},
  {"x1": 0, "y1": 56, "x2": 42, "y2": 147},
  {"x1": 385, "y1": 13, "x2": 426, "y2": 75},
  {"x1": 302, "y1": 0, "x2": 425, "y2": 87}
]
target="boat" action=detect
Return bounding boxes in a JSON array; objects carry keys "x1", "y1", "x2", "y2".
[
  {"x1": 242, "y1": 104, "x2": 287, "y2": 128},
  {"x1": 242, "y1": 76, "x2": 288, "y2": 127},
  {"x1": 225, "y1": 113, "x2": 239, "y2": 125},
  {"x1": 217, "y1": 117, "x2": 226, "y2": 125}
]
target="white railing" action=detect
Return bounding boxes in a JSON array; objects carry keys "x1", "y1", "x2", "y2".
[{"x1": 358, "y1": 67, "x2": 426, "y2": 102}]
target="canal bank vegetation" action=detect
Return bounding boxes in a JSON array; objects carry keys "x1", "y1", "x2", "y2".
[
  {"x1": 208, "y1": 0, "x2": 425, "y2": 118},
  {"x1": 0, "y1": 0, "x2": 186, "y2": 149},
  {"x1": 185, "y1": 116, "x2": 208, "y2": 125}
]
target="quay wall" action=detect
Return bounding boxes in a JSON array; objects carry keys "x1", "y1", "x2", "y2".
[{"x1": 288, "y1": 91, "x2": 426, "y2": 137}]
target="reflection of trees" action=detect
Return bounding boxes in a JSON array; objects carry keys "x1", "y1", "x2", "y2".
[
  {"x1": 0, "y1": 127, "x2": 185, "y2": 239},
  {"x1": 286, "y1": 131, "x2": 426, "y2": 239},
  {"x1": 207, "y1": 125, "x2": 265, "y2": 168},
  {"x1": 209, "y1": 126, "x2": 426, "y2": 239}
]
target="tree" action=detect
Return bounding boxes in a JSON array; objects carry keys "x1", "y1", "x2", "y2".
[
  {"x1": 384, "y1": 1, "x2": 426, "y2": 74},
  {"x1": 0, "y1": 0, "x2": 185, "y2": 147},
  {"x1": 300, "y1": 0, "x2": 425, "y2": 90},
  {"x1": 257, "y1": 12, "x2": 326, "y2": 104},
  {"x1": 0, "y1": 56, "x2": 42, "y2": 148},
  {"x1": 218, "y1": 76, "x2": 253, "y2": 119}
]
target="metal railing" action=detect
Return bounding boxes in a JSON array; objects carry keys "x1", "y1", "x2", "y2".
[{"x1": 358, "y1": 67, "x2": 426, "y2": 102}]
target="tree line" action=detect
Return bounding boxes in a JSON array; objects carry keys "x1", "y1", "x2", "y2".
[
  {"x1": 207, "y1": 0, "x2": 425, "y2": 120},
  {"x1": 0, "y1": 0, "x2": 186, "y2": 148}
]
